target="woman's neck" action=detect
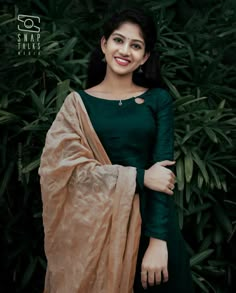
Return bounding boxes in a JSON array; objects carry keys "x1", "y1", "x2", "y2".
[{"x1": 100, "y1": 71, "x2": 137, "y2": 95}]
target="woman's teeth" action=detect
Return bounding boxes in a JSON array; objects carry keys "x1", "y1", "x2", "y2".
[{"x1": 115, "y1": 57, "x2": 130, "y2": 65}]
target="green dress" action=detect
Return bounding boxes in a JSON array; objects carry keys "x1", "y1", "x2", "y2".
[{"x1": 78, "y1": 88, "x2": 194, "y2": 292}]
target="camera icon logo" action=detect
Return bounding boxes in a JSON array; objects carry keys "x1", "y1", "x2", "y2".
[{"x1": 17, "y1": 14, "x2": 40, "y2": 33}]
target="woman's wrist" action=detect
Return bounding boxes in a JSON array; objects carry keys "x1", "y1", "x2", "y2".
[
  {"x1": 144, "y1": 169, "x2": 149, "y2": 187},
  {"x1": 149, "y1": 237, "x2": 166, "y2": 246}
]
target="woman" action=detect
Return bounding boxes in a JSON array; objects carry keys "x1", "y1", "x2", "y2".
[{"x1": 39, "y1": 8, "x2": 194, "y2": 293}]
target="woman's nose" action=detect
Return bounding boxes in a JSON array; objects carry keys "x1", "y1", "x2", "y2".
[{"x1": 118, "y1": 43, "x2": 130, "y2": 55}]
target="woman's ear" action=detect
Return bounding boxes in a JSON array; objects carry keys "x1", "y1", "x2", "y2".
[
  {"x1": 101, "y1": 36, "x2": 107, "y2": 54},
  {"x1": 141, "y1": 52, "x2": 150, "y2": 65}
]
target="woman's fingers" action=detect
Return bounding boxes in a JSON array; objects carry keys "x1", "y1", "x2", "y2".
[
  {"x1": 165, "y1": 187, "x2": 174, "y2": 196},
  {"x1": 165, "y1": 178, "x2": 175, "y2": 195},
  {"x1": 169, "y1": 176, "x2": 175, "y2": 185},
  {"x1": 148, "y1": 271, "x2": 155, "y2": 286},
  {"x1": 144, "y1": 162, "x2": 176, "y2": 194},
  {"x1": 141, "y1": 239, "x2": 169, "y2": 288},
  {"x1": 162, "y1": 267, "x2": 169, "y2": 283},
  {"x1": 167, "y1": 171, "x2": 176, "y2": 193},
  {"x1": 154, "y1": 270, "x2": 162, "y2": 284},
  {"x1": 141, "y1": 271, "x2": 148, "y2": 289},
  {"x1": 170, "y1": 170, "x2": 176, "y2": 180},
  {"x1": 141, "y1": 268, "x2": 167, "y2": 288},
  {"x1": 157, "y1": 160, "x2": 176, "y2": 167}
]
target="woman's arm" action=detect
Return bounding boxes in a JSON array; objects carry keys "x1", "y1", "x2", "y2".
[
  {"x1": 144, "y1": 89, "x2": 174, "y2": 240},
  {"x1": 141, "y1": 89, "x2": 175, "y2": 288}
]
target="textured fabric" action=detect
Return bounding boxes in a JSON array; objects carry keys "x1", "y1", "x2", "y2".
[
  {"x1": 78, "y1": 88, "x2": 194, "y2": 292},
  {"x1": 78, "y1": 88, "x2": 174, "y2": 240},
  {"x1": 38, "y1": 92, "x2": 142, "y2": 293}
]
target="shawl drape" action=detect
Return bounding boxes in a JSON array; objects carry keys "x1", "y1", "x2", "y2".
[{"x1": 38, "y1": 91, "x2": 141, "y2": 293}]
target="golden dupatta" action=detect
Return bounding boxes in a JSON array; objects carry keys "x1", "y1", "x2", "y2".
[{"x1": 38, "y1": 91, "x2": 141, "y2": 293}]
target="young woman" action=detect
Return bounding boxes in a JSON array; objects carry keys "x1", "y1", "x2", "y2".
[{"x1": 39, "y1": 8, "x2": 194, "y2": 293}]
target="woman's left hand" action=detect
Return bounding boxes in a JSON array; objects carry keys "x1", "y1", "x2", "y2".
[{"x1": 141, "y1": 238, "x2": 168, "y2": 289}]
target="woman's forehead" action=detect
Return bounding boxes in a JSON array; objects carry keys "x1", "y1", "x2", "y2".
[{"x1": 112, "y1": 22, "x2": 144, "y2": 41}]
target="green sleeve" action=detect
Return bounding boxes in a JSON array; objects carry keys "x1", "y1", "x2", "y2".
[
  {"x1": 135, "y1": 168, "x2": 145, "y2": 193},
  {"x1": 143, "y1": 89, "x2": 174, "y2": 241}
]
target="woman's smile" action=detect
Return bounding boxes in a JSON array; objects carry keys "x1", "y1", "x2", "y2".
[{"x1": 114, "y1": 56, "x2": 131, "y2": 66}]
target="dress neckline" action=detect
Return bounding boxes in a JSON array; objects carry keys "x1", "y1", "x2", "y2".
[{"x1": 81, "y1": 88, "x2": 151, "y2": 102}]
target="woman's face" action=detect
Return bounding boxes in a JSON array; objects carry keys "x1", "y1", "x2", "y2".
[{"x1": 101, "y1": 22, "x2": 150, "y2": 76}]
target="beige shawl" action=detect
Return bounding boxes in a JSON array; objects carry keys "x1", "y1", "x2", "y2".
[{"x1": 38, "y1": 91, "x2": 141, "y2": 293}]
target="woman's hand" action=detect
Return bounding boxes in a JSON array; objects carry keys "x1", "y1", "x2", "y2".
[
  {"x1": 144, "y1": 160, "x2": 175, "y2": 195},
  {"x1": 141, "y1": 238, "x2": 168, "y2": 289}
]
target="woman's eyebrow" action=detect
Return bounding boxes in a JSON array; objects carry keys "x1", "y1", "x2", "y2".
[{"x1": 111, "y1": 32, "x2": 144, "y2": 44}]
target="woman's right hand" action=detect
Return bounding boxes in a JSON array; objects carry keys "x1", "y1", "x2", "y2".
[{"x1": 144, "y1": 160, "x2": 176, "y2": 195}]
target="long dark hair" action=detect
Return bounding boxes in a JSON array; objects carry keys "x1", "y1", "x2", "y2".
[{"x1": 86, "y1": 8, "x2": 164, "y2": 89}]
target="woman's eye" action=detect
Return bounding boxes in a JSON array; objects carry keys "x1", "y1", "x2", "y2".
[
  {"x1": 113, "y1": 38, "x2": 122, "y2": 43},
  {"x1": 132, "y1": 44, "x2": 142, "y2": 50}
]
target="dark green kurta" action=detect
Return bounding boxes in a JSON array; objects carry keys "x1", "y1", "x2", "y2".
[{"x1": 78, "y1": 88, "x2": 194, "y2": 292}]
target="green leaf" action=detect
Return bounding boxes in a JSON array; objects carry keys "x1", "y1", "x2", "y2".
[
  {"x1": 213, "y1": 203, "x2": 233, "y2": 234},
  {"x1": 207, "y1": 164, "x2": 221, "y2": 189},
  {"x1": 192, "y1": 151, "x2": 209, "y2": 184},
  {"x1": 184, "y1": 150, "x2": 193, "y2": 182},
  {"x1": 13, "y1": 58, "x2": 38, "y2": 67},
  {"x1": 56, "y1": 79, "x2": 70, "y2": 111},
  {"x1": 173, "y1": 94, "x2": 195, "y2": 107},
  {"x1": 186, "y1": 203, "x2": 212, "y2": 215},
  {"x1": 33, "y1": 0, "x2": 49, "y2": 14},
  {"x1": 212, "y1": 128, "x2": 232, "y2": 146},
  {"x1": 22, "y1": 158, "x2": 40, "y2": 173},
  {"x1": 191, "y1": 273, "x2": 209, "y2": 293},
  {"x1": 213, "y1": 225, "x2": 224, "y2": 244},
  {"x1": 181, "y1": 127, "x2": 202, "y2": 144},
  {"x1": 185, "y1": 182, "x2": 191, "y2": 203},
  {"x1": 190, "y1": 249, "x2": 214, "y2": 266},
  {"x1": 0, "y1": 16, "x2": 17, "y2": 26},
  {"x1": 0, "y1": 162, "x2": 15, "y2": 198},
  {"x1": 176, "y1": 158, "x2": 185, "y2": 191},
  {"x1": 177, "y1": 96, "x2": 208, "y2": 108},
  {"x1": 148, "y1": 0, "x2": 177, "y2": 9},
  {"x1": 204, "y1": 127, "x2": 218, "y2": 143},
  {"x1": 217, "y1": 99, "x2": 225, "y2": 109},
  {"x1": 37, "y1": 59, "x2": 49, "y2": 67},
  {"x1": 30, "y1": 90, "x2": 44, "y2": 114},
  {"x1": 38, "y1": 256, "x2": 47, "y2": 269},
  {"x1": 21, "y1": 257, "x2": 37, "y2": 288},
  {"x1": 211, "y1": 161, "x2": 235, "y2": 177},
  {"x1": 57, "y1": 37, "x2": 77, "y2": 62},
  {"x1": 218, "y1": 27, "x2": 236, "y2": 37},
  {"x1": 0, "y1": 110, "x2": 21, "y2": 124},
  {"x1": 199, "y1": 234, "x2": 212, "y2": 252},
  {"x1": 162, "y1": 77, "x2": 181, "y2": 98},
  {"x1": 175, "y1": 191, "x2": 184, "y2": 229},
  {"x1": 197, "y1": 172, "x2": 204, "y2": 189}
]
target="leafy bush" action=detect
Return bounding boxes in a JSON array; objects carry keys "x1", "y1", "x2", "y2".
[{"x1": 1, "y1": 0, "x2": 235, "y2": 292}]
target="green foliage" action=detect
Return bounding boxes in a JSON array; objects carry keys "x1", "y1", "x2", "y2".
[{"x1": 1, "y1": 0, "x2": 235, "y2": 292}]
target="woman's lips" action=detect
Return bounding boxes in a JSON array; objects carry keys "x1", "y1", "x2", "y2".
[{"x1": 114, "y1": 57, "x2": 130, "y2": 66}]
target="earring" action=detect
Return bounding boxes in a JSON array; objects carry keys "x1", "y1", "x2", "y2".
[
  {"x1": 138, "y1": 66, "x2": 143, "y2": 73},
  {"x1": 102, "y1": 56, "x2": 106, "y2": 63}
]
